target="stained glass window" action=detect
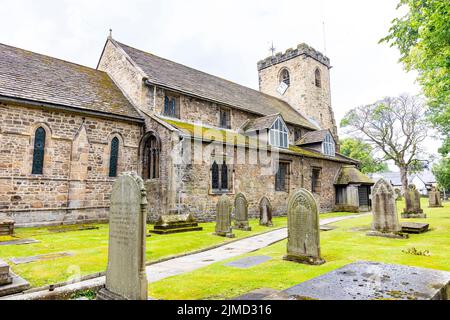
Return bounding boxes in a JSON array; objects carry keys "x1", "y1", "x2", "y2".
[
  {"x1": 32, "y1": 127, "x2": 46, "y2": 174},
  {"x1": 109, "y1": 137, "x2": 119, "y2": 177}
]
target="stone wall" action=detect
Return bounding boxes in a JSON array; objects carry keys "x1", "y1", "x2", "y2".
[{"x1": 0, "y1": 102, "x2": 142, "y2": 226}]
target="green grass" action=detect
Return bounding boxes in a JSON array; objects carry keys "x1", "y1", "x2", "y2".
[{"x1": 149, "y1": 199, "x2": 450, "y2": 300}]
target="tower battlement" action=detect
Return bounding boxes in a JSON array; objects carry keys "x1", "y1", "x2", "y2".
[{"x1": 257, "y1": 43, "x2": 330, "y2": 71}]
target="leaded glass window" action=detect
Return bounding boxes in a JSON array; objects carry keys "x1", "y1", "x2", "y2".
[
  {"x1": 164, "y1": 95, "x2": 179, "y2": 118},
  {"x1": 322, "y1": 133, "x2": 335, "y2": 156},
  {"x1": 269, "y1": 118, "x2": 289, "y2": 148},
  {"x1": 109, "y1": 137, "x2": 119, "y2": 177},
  {"x1": 32, "y1": 127, "x2": 46, "y2": 174}
]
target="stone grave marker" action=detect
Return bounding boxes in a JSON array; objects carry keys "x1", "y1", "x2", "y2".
[
  {"x1": 401, "y1": 222, "x2": 429, "y2": 234},
  {"x1": 97, "y1": 172, "x2": 148, "y2": 300},
  {"x1": 214, "y1": 194, "x2": 235, "y2": 238},
  {"x1": 283, "y1": 188, "x2": 325, "y2": 265},
  {"x1": 367, "y1": 179, "x2": 407, "y2": 239},
  {"x1": 259, "y1": 196, "x2": 273, "y2": 227},
  {"x1": 0, "y1": 220, "x2": 14, "y2": 236},
  {"x1": 10, "y1": 252, "x2": 73, "y2": 265},
  {"x1": 264, "y1": 261, "x2": 450, "y2": 300},
  {"x1": 233, "y1": 192, "x2": 251, "y2": 231},
  {"x1": 0, "y1": 259, "x2": 30, "y2": 297},
  {"x1": 428, "y1": 186, "x2": 443, "y2": 208},
  {"x1": 402, "y1": 184, "x2": 426, "y2": 218},
  {"x1": 149, "y1": 212, "x2": 203, "y2": 235}
]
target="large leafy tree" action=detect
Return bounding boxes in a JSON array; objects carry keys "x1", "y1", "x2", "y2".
[
  {"x1": 432, "y1": 157, "x2": 450, "y2": 192},
  {"x1": 341, "y1": 94, "x2": 428, "y2": 207},
  {"x1": 340, "y1": 138, "x2": 388, "y2": 174},
  {"x1": 381, "y1": 0, "x2": 450, "y2": 155}
]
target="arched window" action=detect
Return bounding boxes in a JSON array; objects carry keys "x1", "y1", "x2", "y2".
[
  {"x1": 211, "y1": 161, "x2": 219, "y2": 190},
  {"x1": 109, "y1": 137, "x2": 119, "y2": 177},
  {"x1": 315, "y1": 68, "x2": 321, "y2": 88},
  {"x1": 164, "y1": 95, "x2": 179, "y2": 118},
  {"x1": 32, "y1": 127, "x2": 46, "y2": 174},
  {"x1": 142, "y1": 135, "x2": 160, "y2": 179},
  {"x1": 280, "y1": 69, "x2": 290, "y2": 86},
  {"x1": 269, "y1": 118, "x2": 289, "y2": 148},
  {"x1": 322, "y1": 133, "x2": 335, "y2": 156}
]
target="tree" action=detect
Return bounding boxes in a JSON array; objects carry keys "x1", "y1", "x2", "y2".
[
  {"x1": 341, "y1": 94, "x2": 428, "y2": 207},
  {"x1": 340, "y1": 138, "x2": 388, "y2": 174},
  {"x1": 432, "y1": 157, "x2": 450, "y2": 192},
  {"x1": 380, "y1": 0, "x2": 450, "y2": 156}
]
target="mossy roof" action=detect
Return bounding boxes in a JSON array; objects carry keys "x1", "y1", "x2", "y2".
[
  {"x1": 0, "y1": 42, "x2": 141, "y2": 119},
  {"x1": 162, "y1": 117, "x2": 357, "y2": 164},
  {"x1": 335, "y1": 165, "x2": 374, "y2": 185}
]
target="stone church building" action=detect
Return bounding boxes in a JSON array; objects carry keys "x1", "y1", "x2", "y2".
[{"x1": 0, "y1": 36, "x2": 373, "y2": 226}]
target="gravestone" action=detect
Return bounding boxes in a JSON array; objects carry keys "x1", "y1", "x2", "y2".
[
  {"x1": 283, "y1": 188, "x2": 325, "y2": 265},
  {"x1": 0, "y1": 220, "x2": 14, "y2": 236},
  {"x1": 401, "y1": 222, "x2": 429, "y2": 234},
  {"x1": 0, "y1": 258, "x2": 30, "y2": 297},
  {"x1": 149, "y1": 212, "x2": 203, "y2": 235},
  {"x1": 97, "y1": 172, "x2": 148, "y2": 300},
  {"x1": 214, "y1": 194, "x2": 234, "y2": 238},
  {"x1": 428, "y1": 186, "x2": 443, "y2": 208},
  {"x1": 367, "y1": 179, "x2": 407, "y2": 239},
  {"x1": 402, "y1": 184, "x2": 426, "y2": 218},
  {"x1": 259, "y1": 196, "x2": 273, "y2": 227},
  {"x1": 394, "y1": 188, "x2": 403, "y2": 201},
  {"x1": 233, "y1": 193, "x2": 251, "y2": 231}
]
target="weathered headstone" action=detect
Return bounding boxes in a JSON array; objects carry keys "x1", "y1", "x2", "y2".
[
  {"x1": 0, "y1": 220, "x2": 14, "y2": 236},
  {"x1": 394, "y1": 188, "x2": 403, "y2": 201},
  {"x1": 283, "y1": 188, "x2": 325, "y2": 265},
  {"x1": 0, "y1": 259, "x2": 30, "y2": 297},
  {"x1": 428, "y1": 186, "x2": 443, "y2": 208},
  {"x1": 233, "y1": 192, "x2": 251, "y2": 231},
  {"x1": 259, "y1": 196, "x2": 273, "y2": 227},
  {"x1": 149, "y1": 212, "x2": 203, "y2": 235},
  {"x1": 402, "y1": 184, "x2": 426, "y2": 218},
  {"x1": 367, "y1": 179, "x2": 407, "y2": 239},
  {"x1": 97, "y1": 172, "x2": 148, "y2": 300},
  {"x1": 214, "y1": 194, "x2": 234, "y2": 238}
]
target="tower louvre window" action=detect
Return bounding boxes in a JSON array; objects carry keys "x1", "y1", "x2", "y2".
[
  {"x1": 315, "y1": 68, "x2": 321, "y2": 88},
  {"x1": 280, "y1": 69, "x2": 290, "y2": 86}
]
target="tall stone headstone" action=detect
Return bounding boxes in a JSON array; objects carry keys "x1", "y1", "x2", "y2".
[
  {"x1": 428, "y1": 186, "x2": 443, "y2": 208},
  {"x1": 259, "y1": 196, "x2": 273, "y2": 227},
  {"x1": 402, "y1": 184, "x2": 426, "y2": 218},
  {"x1": 283, "y1": 188, "x2": 325, "y2": 265},
  {"x1": 97, "y1": 172, "x2": 148, "y2": 300},
  {"x1": 214, "y1": 194, "x2": 234, "y2": 238},
  {"x1": 234, "y1": 193, "x2": 251, "y2": 231},
  {"x1": 367, "y1": 179, "x2": 407, "y2": 238}
]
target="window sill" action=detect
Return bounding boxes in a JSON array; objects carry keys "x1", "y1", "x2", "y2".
[{"x1": 210, "y1": 190, "x2": 234, "y2": 195}]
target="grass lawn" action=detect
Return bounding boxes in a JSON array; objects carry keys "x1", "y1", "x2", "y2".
[{"x1": 149, "y1": 199, "x2": 450, "y2": 300}]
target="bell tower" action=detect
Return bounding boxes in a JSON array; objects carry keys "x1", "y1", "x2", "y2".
[{"x1": 257, "y1": 43, "x2": 338, "y2": 139}]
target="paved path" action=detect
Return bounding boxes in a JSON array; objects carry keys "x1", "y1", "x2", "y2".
[{"x1": 3, "y1": 213, "x2": 367, "y2": 300}]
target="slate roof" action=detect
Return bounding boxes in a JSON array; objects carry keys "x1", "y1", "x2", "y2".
[
  {"x1": 241, "y1": 113, "x2": 281, "y2": 132},
  {"x1": 371, "y1": 171, "x2": 436, "y2": 186},
  {"x1": 0, "y1": 42, "x2": 141, "y2": 120},
  {"x1": 296, "y1": 129, "x2": 333, "y2": 145},
  {"x1": 112, "y1": 40, "x2": 317, "y2": 130},
  {"x1": 335, "y1": 165, "x2": 374, "y2": 185}
]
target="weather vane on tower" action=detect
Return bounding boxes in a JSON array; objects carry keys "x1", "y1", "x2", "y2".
[{"x1": 269, "y1": 41, "x2": 276, "y2": 57}]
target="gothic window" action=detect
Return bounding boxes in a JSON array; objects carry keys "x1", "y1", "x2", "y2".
[
  {"x1": 108, "y1": 137, "x2": 119, "y2": 177},
  {"x1": 164, "y1": 95, "x2": 179, "y2": 118},
  {"x1": 315, "y1": 68, "x2": 321, "y2": 88},
  {"x1": 219, "y1": 107, "x2": 231, "y2": 129},
  {"x1": 280, "y1": 69, "x2": 290, "y2": 86},
  {"x1": 211, "y1": 157, "x2": 232, "y2": 193},
  {"x1": 275, "y1": 162, "x2": 290, "y2": 192},
  {"x1": 322, "y1": 133, "x2": 335, "y2": 156},
  {"x1": 312, "y1": 167, "x2": 322, "y2": 194},
  {"x1": 142, "y1": 135, "x2": 160, "y2": 180},
  {"x1": 269, "y1": 118, "x2": 289, "y2": 148},
  {"x1": 32, "y1": 127, "x2": 46, "y2": 174}
]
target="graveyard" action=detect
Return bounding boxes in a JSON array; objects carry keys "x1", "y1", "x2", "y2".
[{"x1": 0, "y1": 195, "x2": 448, "y2": 300}]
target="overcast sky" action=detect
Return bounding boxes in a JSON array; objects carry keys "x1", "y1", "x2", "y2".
[{"x1": 2, "y1": 0, "x2": 437, "y2": 161}]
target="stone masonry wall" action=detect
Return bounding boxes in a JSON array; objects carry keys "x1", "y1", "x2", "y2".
[{"x1": 0, "y1": 102, "x2": 142, "y2": 226}]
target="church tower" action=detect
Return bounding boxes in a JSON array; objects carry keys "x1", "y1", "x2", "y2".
[{"x1": 257, "y1": 43, "x2": 338, "y2": 140}]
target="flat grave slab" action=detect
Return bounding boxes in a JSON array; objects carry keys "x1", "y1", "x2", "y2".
[
  {"x1": 0, "y1": 239, "x2": 40, "y2": 246},
  {"x1": 224, "y1": 255, "x2": 272, "y2": 269},
  {"x1": 10, "y1": 252, "x2": 74, "y2": 265},
  {"x1": 401, "y1": 222, "x2": 429, "y2": 234},
  {"x1": 266, "y1": 261, "x2": 450, "y2": 300},
  {"x1": 47, "y1": 224, "x2": 99, "y2": 233},
  {"x1": 233, "y1": 288, "x2": 279, "y2": 300}
]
